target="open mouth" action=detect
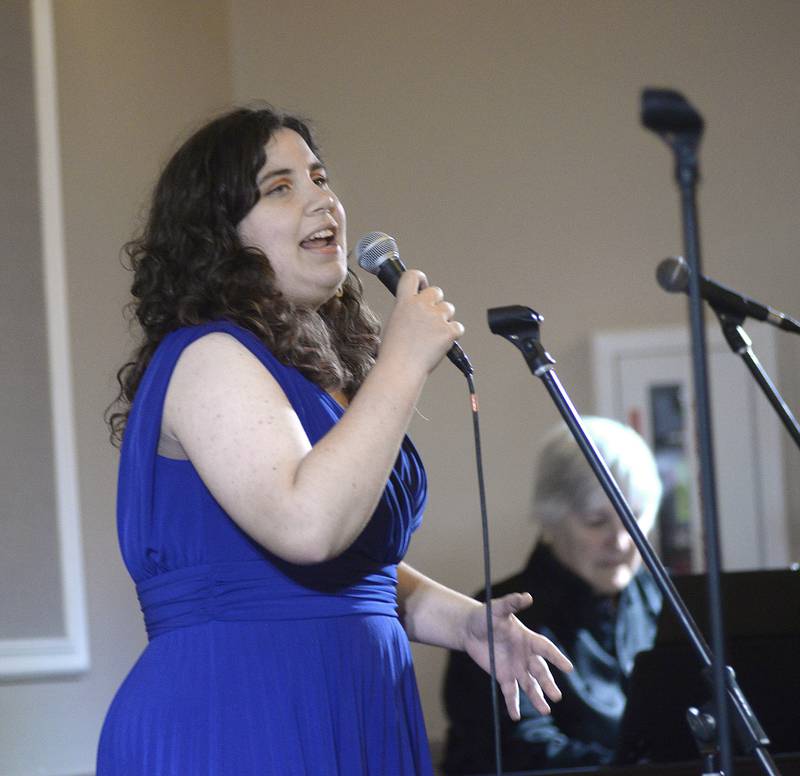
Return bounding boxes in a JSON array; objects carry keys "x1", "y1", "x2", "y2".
[{"x1": 299, "y1": 227, "x2": 337, "y2": 250}]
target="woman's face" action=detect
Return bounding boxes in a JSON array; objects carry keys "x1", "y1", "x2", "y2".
[
  {"x1": 544, "y1": 504, "x2": 642, "y2": 596},
  {"x1": 237, "y1": 128, "x2": 347, "y2": 308}
]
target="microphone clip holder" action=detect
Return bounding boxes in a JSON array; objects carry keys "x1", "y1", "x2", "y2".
[
  {"x1": 487, "y1": 305, "x2": 555, "y2": 377},
  {"x1": 641, "y1": 88, "x2": 703, "y2": 188}
]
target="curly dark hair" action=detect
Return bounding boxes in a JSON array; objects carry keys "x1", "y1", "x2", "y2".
[{"x1": 107, "y1": 105, "x2": 380, "y2": 445}]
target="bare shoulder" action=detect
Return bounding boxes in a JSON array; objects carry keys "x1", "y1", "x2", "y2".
[
  {"x1": 171, "y1": 331, "x2": 260, "y2": 376},
  {"x1": 162, "y1": 331, "x2": 294, "y2": 441}
]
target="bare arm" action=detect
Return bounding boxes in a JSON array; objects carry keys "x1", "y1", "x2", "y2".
[
  {"x1": 397, "y1": 562, "x2": 573, "y2": 719},
  {"x1": 397, "y1": 561, "x2": 481, "y2": 649},
  {"x1": 162, "y1": 270, "x2": 461, "y2": 565}
]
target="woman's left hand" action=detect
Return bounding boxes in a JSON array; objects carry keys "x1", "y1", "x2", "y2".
[{"x1": 462, "y1": 592, "x2": 573, "y2": 720}]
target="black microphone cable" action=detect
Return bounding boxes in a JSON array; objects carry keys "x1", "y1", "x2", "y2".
[
  {"x1": 356, "y1": 231, "x2": 504, "y2": 776},
  {"x1": 464, "y1": 370, "x2": 504, "y2": 776}
]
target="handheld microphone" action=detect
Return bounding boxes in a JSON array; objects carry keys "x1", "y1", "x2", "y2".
[
  {"x1": 656, "y1": 256, "x2": 800, "y2": 335},
  {"x1": 355, "y1": 231, "x2": 474, "y2": 375}
]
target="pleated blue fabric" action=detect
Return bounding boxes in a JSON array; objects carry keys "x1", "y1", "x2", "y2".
[{"x1": 97, "y1": 320, "x2": 433, "y2": 775}]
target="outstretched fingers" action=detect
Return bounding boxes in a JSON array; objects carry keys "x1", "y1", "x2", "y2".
[
  {"x1": 530, "y1": 631, "x2": 574, "y2": 675},
  {"x1": 526, "y1": 651, "x2": 562, "y2": 703},
  {"x1": 520, "y1": 670, "x2": 550, "y2": 717},
  {"x1": 474, "y1": 591, "x2": 575, "y2": 720},
  {"x1": 500, "y1": 678, "x2": 522, "y2": 721}
]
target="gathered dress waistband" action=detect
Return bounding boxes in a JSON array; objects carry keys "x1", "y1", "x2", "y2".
[{"x1": 136, "y1": 559, "x2": 399, "y2": 639}]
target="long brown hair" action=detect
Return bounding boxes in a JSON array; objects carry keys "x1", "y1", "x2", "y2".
[{"x1": 107, "y1": 106, "x2": 380, "y2": 445}]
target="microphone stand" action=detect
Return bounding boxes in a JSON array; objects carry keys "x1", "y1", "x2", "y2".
[
  {"x1": 713, "y1": 309, "x2": 800, "y2": 452},
  {"x1": 487, "y1": 304, "x2": 779, "y2": 776},
  {"x1": 640, "y1": 87, "x2": 730, "y2": 775}
]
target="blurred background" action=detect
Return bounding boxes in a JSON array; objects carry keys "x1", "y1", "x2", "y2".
[{"x1": 1, "y1": 1, "x2": 798, "y2": 773}]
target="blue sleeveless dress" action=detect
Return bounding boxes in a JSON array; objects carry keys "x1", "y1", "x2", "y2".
[{"x1": 97, "y1": 321, "x2": 433, "y2": 775}]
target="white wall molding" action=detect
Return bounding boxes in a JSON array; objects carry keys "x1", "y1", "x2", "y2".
[{"x1": 0, "y1": 0, "x2": 89, "y2": 680}]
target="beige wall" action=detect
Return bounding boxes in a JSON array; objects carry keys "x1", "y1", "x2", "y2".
[
  {"x1": 1, "y1": 1, "x2": 798, "y2": 772},
  {"x1": 230, "y1": 0, "x2": 800, "y2": 744}
]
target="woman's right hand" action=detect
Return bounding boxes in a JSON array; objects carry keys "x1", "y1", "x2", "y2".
[
  {"x1": 162, "y1": 271, "x2": 462, "y2": 566},
  {"x1": 378, "y1": 269, "x2": 464, "y2": 377}
]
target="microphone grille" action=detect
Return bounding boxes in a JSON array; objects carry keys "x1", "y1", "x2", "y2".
[
  {"x1": 356, "y1": 231, "x2": 399, "y2": 274},
  {"x1": 656, "y1": 256, "x2": 689, "y2": 293}
]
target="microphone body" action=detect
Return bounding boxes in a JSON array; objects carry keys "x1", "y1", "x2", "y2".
[
  {"x1": 656, "y1": 256, "x2": 800, "y2": 335},
  {"x1": 356, "y1": 232, "x2": 473, "y2": 376}
]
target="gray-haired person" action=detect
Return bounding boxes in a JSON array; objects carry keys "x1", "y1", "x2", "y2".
[{"x1": 442, "y1": 417, "x2": 664, "y2": 774}]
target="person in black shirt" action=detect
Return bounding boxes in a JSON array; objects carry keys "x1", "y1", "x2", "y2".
[{"x1": 442, "y1": 417, "x2": 663, "y2": 774}]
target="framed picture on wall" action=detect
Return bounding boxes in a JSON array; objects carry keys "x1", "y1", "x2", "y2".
[{"x1": 592, "y1": 325, "x2": 789, "y2": 573}]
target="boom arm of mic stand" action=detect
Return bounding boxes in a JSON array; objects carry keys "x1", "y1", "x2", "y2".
[
  {"x1": 714, "y1": 309, "x2": 800, "y2": 452},
  {"x1": 487, "y1": 304, "x2": 780, "y2": 776}
]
